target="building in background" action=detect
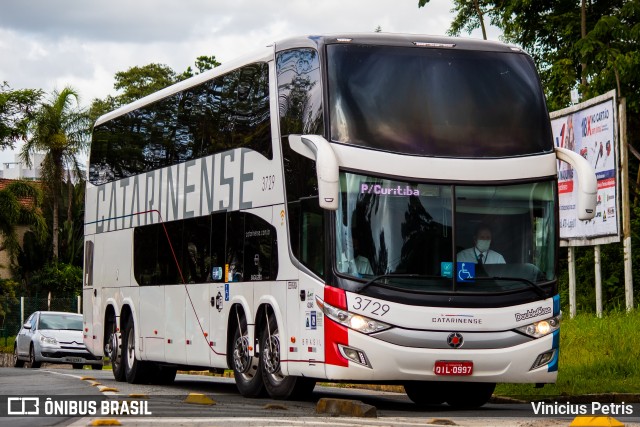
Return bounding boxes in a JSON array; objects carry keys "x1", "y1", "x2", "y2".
[{"x1": 0, "y1": 153, "x2": 45, "y2": 180}]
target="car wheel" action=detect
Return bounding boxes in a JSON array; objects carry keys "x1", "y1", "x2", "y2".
[
  {"x1": 13, "y1": 346, "x2": 24, "y2": 368},
  {"x1": 28, "y1": 345, "x2": 41, "y2": 369},
  {"x1": 261, "y1": 310, "x2": 315, "y2": 400},
  {"x1": 231, "y1": 311, "x2": 264, "y2": 397}
]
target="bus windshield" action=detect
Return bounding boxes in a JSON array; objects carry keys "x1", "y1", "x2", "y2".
[
  {"x1": 335, "y1": 172, "x2": 556, "y2": 294},
  {"x1": 327, "y1": 44, "x2": 553, "y2": 158}
]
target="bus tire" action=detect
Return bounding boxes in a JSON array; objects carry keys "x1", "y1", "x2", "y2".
[
  {"x1": 122, "y1": 318, "x2": 152, "y2": 384},
  {"x1": 404, "y1": 381, "x2": 446, "y2": 406},
  {"x1": 231, "y1": 314, "x2": 264, "y2": 397},
  {"x1": 107, "y1": 317, "x2": 126, "y2": 382},
  {"x1": 445, "y1": 382, "x2": 495, "y2": 408},
  {"x1": 260, "y1": 312, "x2": 316, "y2": 400}
]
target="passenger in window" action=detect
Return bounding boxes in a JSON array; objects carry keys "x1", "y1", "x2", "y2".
[
  {"x1": 228, "y1": 255, "x2": 243, "y2": 282},
  {"x1": 457, "y1": 224, "x2": 505, "y2": 264},
  {"x1": 187, "y1": 237, "x2": 201, "y2": 283}
]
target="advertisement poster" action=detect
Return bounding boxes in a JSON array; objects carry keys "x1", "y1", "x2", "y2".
[{"x1": 550, "y1": 91, "x2": 619, "y2": 243}]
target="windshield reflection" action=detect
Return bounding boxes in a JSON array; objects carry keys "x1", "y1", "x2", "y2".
[{"x1": 335, "y1": 173, "x2": 556, "y2": 294}]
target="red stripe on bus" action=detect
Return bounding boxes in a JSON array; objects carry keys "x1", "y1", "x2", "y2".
[{"x1": 324, "y1": 286, "x2": 349, "y2": 367}]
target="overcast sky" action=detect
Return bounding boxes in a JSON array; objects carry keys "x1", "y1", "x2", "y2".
[{"x1": 0, "y1": 0, "x2": 495, "y2": 164}]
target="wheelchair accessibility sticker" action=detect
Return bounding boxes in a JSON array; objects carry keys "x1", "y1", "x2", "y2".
[{"x1": 441, "y1": 262, "x2": 475, "y2": 282}]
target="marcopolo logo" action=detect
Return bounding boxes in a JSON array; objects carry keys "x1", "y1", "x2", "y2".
[{"x1": 515, "y1": 306, "x2": 552, "y2": 322}]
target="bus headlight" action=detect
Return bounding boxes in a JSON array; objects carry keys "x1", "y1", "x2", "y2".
[
  {"x1": 516, "y1": 315, "x2": 561, "y2": 338},
  {"x1": 316, "y1": 297, "x2": 391, "y2": 334}
]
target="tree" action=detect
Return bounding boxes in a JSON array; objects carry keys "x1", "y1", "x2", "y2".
[
  {"x1": 59, "y1": 178, "x2": 85, "y2": 266},
  {"x1": 418, "y1": 0, "x2": 497, "y2": 40},
  {"x1": 179, "y1": 55, "x2": 222, "y2": 80},
  {"x1": 0, "y1": 82, "x2": 43, "y2": 150},
  {"x1": 90, "y1": 55, "x2": 221, "y2": 122},
  {"x1": 113, "y1": 63, "x2": 177, "y2": 106},
  {"x1": 20, "y1": 87, "x2": 90, "y2": 260},
  {"x1": 30, "y1": 261, "x2": 82, "y2": 297},
  {"x1": 0, "y1": 180, "x2": 47, "y2": 264}
]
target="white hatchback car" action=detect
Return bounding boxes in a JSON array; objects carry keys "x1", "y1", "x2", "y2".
[{"x1": 14, "y1": 311, "x2": 103, "y2": 369}]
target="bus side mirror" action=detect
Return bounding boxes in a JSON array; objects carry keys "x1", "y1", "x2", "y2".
[
  {"x1": 555, "y1": 147, "x2": 597, "y2": 220},
  {"x1": 288, "y1": 135, "x2": 339, "y2": 210}
]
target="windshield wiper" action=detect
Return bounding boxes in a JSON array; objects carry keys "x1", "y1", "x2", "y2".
[
  {"x1": 472, "y1": 276, "x2": 550, "y2": 298},
  {"x1": 357, "y1": 274, "x2": 447, "y2": 292}
]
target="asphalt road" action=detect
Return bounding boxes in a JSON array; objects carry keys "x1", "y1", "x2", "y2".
[{"x1": 1, "y1": 366, "x2": 639, "y2": 426}]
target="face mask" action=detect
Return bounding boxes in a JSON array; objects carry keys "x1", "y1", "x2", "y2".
[{"x1": 476, "y1": 240, "x2": 491, "y2": 253}]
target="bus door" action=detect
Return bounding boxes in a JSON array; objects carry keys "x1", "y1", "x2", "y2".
[
  {"x1": 82, "y1": 236, "x2": 97, "y2": 355},
  {"x1": 286, "y1": 200, "x2": 326, "y2": 377}
]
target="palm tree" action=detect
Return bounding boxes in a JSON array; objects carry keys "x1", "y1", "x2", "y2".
[
  {"x1": 20, "y1": 87, "x2": 90, "y2": 260},
  {"x1": 0, "y1": 180, "x2": 47, "y2": 264}
]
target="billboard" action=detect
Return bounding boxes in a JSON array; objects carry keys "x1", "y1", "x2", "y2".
[{"x1": 550, "y1": 90, "x2": 620, "y2": 245}]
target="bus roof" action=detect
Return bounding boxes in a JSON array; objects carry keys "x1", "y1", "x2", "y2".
[
  {"x1": 275, "y1": 33, "x2": 523, "y2": 54},
  {"x1": 94, "y1": 33, "x2": 524, "y2": 127}
]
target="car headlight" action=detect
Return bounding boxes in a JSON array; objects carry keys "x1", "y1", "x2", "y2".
[
  {"x1": 316, "y1": 296, "x2": 391, "y2": 334},
  {"x1": 516, "y1": 315, "x2": 561, "y2": 338},
  {"x1": 40, "y1": 335, "x2": 58, "y2": 345}
]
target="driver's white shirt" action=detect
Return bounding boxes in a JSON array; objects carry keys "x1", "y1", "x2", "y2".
[
  {"x1": 340, "y1": 254, "x2": 373, "y2": 275},
  {"x1": 456, "y1": 247, "x2": 505, "y2": 264}
]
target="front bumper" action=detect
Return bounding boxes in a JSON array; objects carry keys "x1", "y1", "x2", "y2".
[
  {"x1": 37, "y1": 346, "x2": 103, "y2": 365},
  {"x1": 325, "y1": 330, "x2": 558, "y2": 383}
]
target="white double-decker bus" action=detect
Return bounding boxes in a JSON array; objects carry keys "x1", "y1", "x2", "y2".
[{"x1": 83, "y1": 34, "x2": 596, "y2": 407}]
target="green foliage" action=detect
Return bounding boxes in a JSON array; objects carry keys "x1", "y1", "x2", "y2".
[
  {"x1": 178, "y1": 55, "x2": 221, "y2": 80},
  {"x1": 0, "y1": 180, "x2": 47, "y2": 265},
  {"x1": 21, "y1": 87, "x2": 90, "y2": 260},
  {"x1": 91, "y1": 54, "x2": 221, "y2": 121},
  {"x1": 418, "y1": 0, "x2": 496, "y2": 40},
  {"x1": 0, "y1": 278, "x2": 19, "y2": 319},
  {"x1": 0, "y1": 81, "x2": 43, "y2": 150},
  {"x1": 496, "y1": 310, "x2": 640, "y2": 397},
  {"x1": 114, "y1": 63, "x2": 177, "y2": 105},
  {"x1": 30, "y1": 262, "x2": 82, "y2": 297}
]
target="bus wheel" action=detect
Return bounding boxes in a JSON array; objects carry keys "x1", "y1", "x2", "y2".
[
  {"x1": 231, "y1": 313, "x2": 264, "y2": 397},
  {"x1": 122, "y1": 318, "x2": 152, "y2": 384},
  {"x1": 260, "y1": 312, "x2": 315, "y2": 400},
  {"x1": 446, "y1": 382, "x2": 496, "y2": 408},
  {"x1": 106, "y1": 318, "x2": 125, "y2": 382},
  {"x1": 403, "y1": 381, "x2": 446, "y2": 406}
]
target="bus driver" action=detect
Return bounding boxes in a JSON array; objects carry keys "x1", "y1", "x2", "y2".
[{"x1": 457, "y1": 224, "x2": 505, "y2": 264}]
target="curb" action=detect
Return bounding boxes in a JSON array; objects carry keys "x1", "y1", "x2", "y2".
[{"x1": 315, "y1": 397, "x2": 377, "y2": 417}]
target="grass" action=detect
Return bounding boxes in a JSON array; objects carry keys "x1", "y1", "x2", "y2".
[{"x1": 495, "y1": 310, "x2": 640, "y2": 398}]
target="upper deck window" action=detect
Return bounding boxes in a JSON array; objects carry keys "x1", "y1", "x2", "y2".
[{"x1": 327, "y1": 44, "x2": 553, "y2": 158}]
